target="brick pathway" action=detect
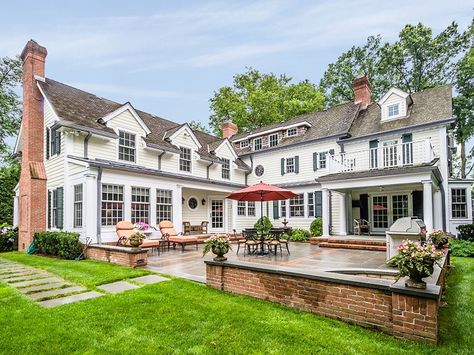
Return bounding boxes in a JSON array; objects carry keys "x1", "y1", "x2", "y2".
[{"x1": 0, "y1": 258, "x2": 169, "y2": 308}]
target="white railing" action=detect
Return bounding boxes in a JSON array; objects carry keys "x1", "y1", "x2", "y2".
[{"x1": 327, "y1": 139, "x2": 436, "y2": 174}]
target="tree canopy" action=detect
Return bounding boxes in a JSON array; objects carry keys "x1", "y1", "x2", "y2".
[
  {"x1": 209, "y1": 68, "x2": 325, "y2": 136},
  {"x1": 188, "y1": 120, "x2": 211, "y2": 134}
]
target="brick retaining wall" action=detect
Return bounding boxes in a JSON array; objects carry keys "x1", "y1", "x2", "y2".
[
  {"x1": 86, "y1": 244, "x2": 148, "y2": 267},
  {"x1": 206, "y1": 257, "x2": 448, "y2": 344}
]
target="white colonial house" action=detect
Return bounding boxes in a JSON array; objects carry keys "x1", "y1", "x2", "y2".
[{"x1": 14, "y1": 40, "x2": 473, "y2": 248}]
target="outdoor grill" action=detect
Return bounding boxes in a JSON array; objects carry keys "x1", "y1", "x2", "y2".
[{"x1": 385, "y1": 217, "x2": 426, "y2": 259}]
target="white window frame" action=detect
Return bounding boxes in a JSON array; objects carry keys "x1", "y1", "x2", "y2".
[
  {"x1": 451, "y1": 188, "x2": 468, "y2": 219},
  {"x1": 240, "y1": 140, "x2": 249, "y2": 148},
  {"x1": 319, "y1": 152, "x2": 328, "y2": 169},
  {"x1": 247, "y1": 202, "x2": 256, "y2": 217},
  {"x1": 101, "y1": 184, "x2": 124, "y2": 226},
  {"x1": 131, "y1": 186, "x2": 150, "y2": 225},
  {"x1": 237, "y1": 201, "x2": 246, "y2": 216},
  {"x1": 118, "y1": 130, "x2": 136, "y2": 163},
  {"x1": 285, "y1": 157, "x2": 295, "y2": 174},
  {"x1": 73, "y1": 184, "x2": 83, "y2": 228},
  {"x1": 307, "y1": 192, "x2": 314, "y2": 218},
  {"x1": 179, "y1": 146, "x2": 192, "y2": 173},
  {"x1": 269, "y1": 133, "x2": 279, "y2": 147},
  {"x1": 287, "y1": 128, "x2": 297, "y2": 137},
  {"x1": 222, "y1": 158, "x2": 230, "y2": 180},
  {"x1": 254, "y1": 137, "x2": 262, "y2": 151},
  {"x1": 156, "y1": 189, "x2": 173, "y2": 224},
  {"x1": 289, "y1": 193, "x2": 305, "y2": 218},
  {"x1": 387, "y1": 103, "x2": 400, "y2": 118}
]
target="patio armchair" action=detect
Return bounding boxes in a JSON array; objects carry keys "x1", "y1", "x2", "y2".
[
  {"x1": 158, "y1": 220, "x2": 198, "y2": 251},
  {"x1": 201, "y1": 221, "x2": 209, "y2": 234},
  {"x1": 237, "y1": 230, "x2": 259, "y2": 256},
  {"x1": 354, "y1": 219, "x2": 371, "y2": 236},
  {"x1": 115, "y1": 221, "x2": 163, "y2": 253},
  {"x1": 183, "y1": 222, "x2": 191, "y2": 235}
]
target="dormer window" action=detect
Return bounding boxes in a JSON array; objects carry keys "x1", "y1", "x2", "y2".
[
  {"x1": 254, "y1": 137, "x2": 262, "y2": 151},
  {"x1": 240, "y1": 140, "x2": 249, "y2": 148},
  {"x1": 287, "y1": 128, "x2": 297, "y2": 137},
  {"x1": 388, "y1": 103, "x2": 400, "y2": 118},
  {"x1": 118, "y1": 130, "x2": 136, "y2": 162},
  {"x1": 179, "y1": 146, "x2": 192, "y2": 172},
  {"x1": 222, "y1": 158, "x2": 230, "y2": 179},
  {"x1": 269, "y1": 134, "x2": 278, "y2": 147}
]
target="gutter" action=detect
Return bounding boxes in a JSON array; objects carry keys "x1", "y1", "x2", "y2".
[
  {"x1": 245, "y1": 155, "x2": 254, "y2": 185},
  {"x1": 145, "y1": 142, "x2": 181, "y2": 154},
  {"x1": 206, "y1": 161, "x2": 214, "y2": 179},
  {"x1": 51, "y1": 120, "x2": 118, "y2": 139},
  {"x1": 96, "y1": 167, "x2": 103, "y2": 244}
]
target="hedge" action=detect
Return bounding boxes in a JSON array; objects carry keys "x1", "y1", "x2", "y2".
[
  {"x1": 33, "y1": 231, "x2": 82, "y2": 260},
  {"x1": 457, "y1": 224, "x2": 474, "y2": 242}
]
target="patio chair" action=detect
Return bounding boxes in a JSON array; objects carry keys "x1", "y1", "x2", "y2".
[
  {"x1": 115, "y1": 221, "x2": 163, "y2": 253},
  {"x1": 354, "y1": 219, "x2": 370, "y2": 236},
  {"x1": 201, "y1": 221, "x2": 209, "y2": 234},
  {"x1": 183, "y1": 221, "x2": 191, "y2": 235},
  {"x1": 237, "y1": 230, "x2": 260, "y2": 256},
  {"x1": 158, "y1": 220, "x2": 198, "y2": 251}
]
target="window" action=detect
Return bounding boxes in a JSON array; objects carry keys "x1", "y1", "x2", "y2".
[
  {"x1": 280, "y1": 200, "x2": 287, "y2": 218},
  {"x1": 287, "y1": 128, "x2": 297, "y2": 137},
  {"x1": 131, "y1": 187, "x2": 150, "y2": 224},
  {"x1": 49, "y1": 187, "x2": 64, "y2": 229},
  {"x1": 247, "y1": 202, "x2": 256, "y2": 216},
  {"x1": 156, "y1": 189, "x2": 173, "y2": 224},
  {"x1": 388, "y1": 103, "x2": 399, "y2": 117},
  {"x1": 222, "y1": 158, "x2": 230, "y2": 179},
  {"x1": 49, "y1": 127, "x2": 61, "y2": 157},
  {"x1": 188, "y1": 197, "x2": 198, "y2": 210},
  {"x1": 308, "y1": 192, "x2": 314, "y2": 218},
  {"x1": 269, "y1": 134, "x2": 279, "y2": 147},
  {"x1": 101, "y1": 184, "x2": 124, "y2": 226},
  {"x1": 237, "y1": 201, "x2": 246, "y2": 216},
  {"x1": 179, "y1": 147, "x2": 192, "y2": 172},
  {"x1": 240, "y1": 140, "x2": 249, "y2": 148},
  {"x1": 319, "y1": 152, "x2": 328, "y2": 169},
  {"x1": 73, "y1": 184, "x2": 83, "y2": 228},
  {"x1": 289, "y1": 193, "x2": 304, "y2": 217},
  {"x1": 452, "y1": 189, "x2": 467, "y2": 218},
  {"x1": 285, "y1": 157, "x2": 295, "y2": 173},
  {"x1": 254, "y1": 137, "x2": 262, "y2": 151},
  {"x1": 118, "y1": 131, "x2": 136, "y2": 162}
]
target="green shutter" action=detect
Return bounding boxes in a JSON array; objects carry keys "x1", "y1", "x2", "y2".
[
  {"x1": 313, "y1": 152, "x2": 318, "y2": 171},
  {"x1": 56, "y1": 187, "x2": 64, "y2": 229},
  {"x1": 295, "y1": 156, "x2": 299, "y2": 173},
  {"x1": 46, "y1": 129, "x2": 50, "y2": 159},
  {"x1": 315, "y1": 191, "x2": 322, "y2": 218},
  {"x1": 273, "y1": 201, "x2": 279, "y2": 219},
  {"x1": 56, "y1": 130, "x2": 61, "y2": 155},
  {"x1": 281, "y1": 158, "x2": 285, "y2": 175},
  {"x1": 47, "y1": 191, "x2": 52, "y2": 228}
]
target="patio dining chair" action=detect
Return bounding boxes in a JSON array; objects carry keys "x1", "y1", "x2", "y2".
[
  {"x1": 158, "y1": 220, "x2": 199, "y2": 251},
  {"x1": 183, "y1": 221, "x2": 191, "y2": 235},
  {"x1": 236, "y1": 230, "x2": 259, "y2": 256}
]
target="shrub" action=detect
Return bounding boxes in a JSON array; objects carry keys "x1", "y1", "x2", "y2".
[
  {"x1": 254, "y1": 216, "x2": 273, "y2": 234},
  {"x1": 457, "y1": 224, "x2": 474, "y2": 242},
  {"x1": 287, "y1": 228, "x2": 311, "y2": 241},
  {"x1": 428, "y1": 230, "x2": 450, "y2": 249},
  {"x1": 34, "y1": 231, "x2": 82, "y2": 260},
  {"x1": 310, "y1": 218, "x2": 323, "y2": 236},
  {"x1": 449, "y1": 239, "x2": 474, "y2": 257},
  {"x1": 0, "y1": 224, "x2": 18, "y2": 252}
]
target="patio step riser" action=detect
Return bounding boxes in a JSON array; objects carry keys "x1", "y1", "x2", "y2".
[
  {"x1": 326, "y1": 239, "x2": 386, "y2": 246},
  {"x1": 318, "y1": 242, "x2": 386, "y2": 252}
]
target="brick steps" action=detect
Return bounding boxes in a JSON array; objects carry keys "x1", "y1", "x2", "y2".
[{"x1": 318, "y1": 238, "x2": 386, "y2": 252}]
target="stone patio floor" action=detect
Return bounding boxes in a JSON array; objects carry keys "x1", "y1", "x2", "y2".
[{"x1": 146, "y1": 242, "x2": 389, "y2": 283}]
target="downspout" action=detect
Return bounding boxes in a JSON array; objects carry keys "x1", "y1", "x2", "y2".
[
  {"x1": 96, "y1": 167, "x2": 103, "y2": 244},
  {"x1": 206, "y1": 161, "x2": 214, "y2": 179},
  {"x1": 83, "y1": 133, "x2": 92, "y2": 158},
  {"x1": 440, "y1": 183, "x2": 447, "y2": 231},
  {"x1": 158, "y1": 150, "x2": 165, "y2": 171},
  {"x1": 245, "y1": 155, "x2": 254, "y2": 186}
]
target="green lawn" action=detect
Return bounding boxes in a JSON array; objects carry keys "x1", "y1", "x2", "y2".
[{"x1": 0, "y1": 252, "x2": 472, "y2": 354}]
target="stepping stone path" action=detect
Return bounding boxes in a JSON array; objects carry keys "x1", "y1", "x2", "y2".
[{"x1": 0, "y1": 258, "x2": 169, "y2": 307}]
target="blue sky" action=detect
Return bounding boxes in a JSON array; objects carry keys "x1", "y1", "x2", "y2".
[{"x1": 1, "y1": 0, "x2": 472, "y2": 134}]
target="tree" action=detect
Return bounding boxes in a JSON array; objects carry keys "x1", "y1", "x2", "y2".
[
  {"x1": 0, "y1": 161, "x2": 20, "y2": 224},
  {"x1": 0, "y1": 56, "x2": 22, "y2": 162},
  {"x1": 209, "y1": 68, "x2": 325, "y2": 135},
  {"x1": 188, "y1": 120, "x2": 211, "y2": 134},
  {"x1": 320, "y1": 22, "x2": 470, "y2": 106}
]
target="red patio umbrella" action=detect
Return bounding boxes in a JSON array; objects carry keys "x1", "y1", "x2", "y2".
[{"x1": 227, "y1": 181, "x2": 298, "y2": 218}]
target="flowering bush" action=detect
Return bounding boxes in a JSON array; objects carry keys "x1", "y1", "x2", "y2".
[
  {"x1": 428, "y1": 230, "x2": 450, "y2": 249},
  {"x1": 203, "y1": 235, "x2": 231, "y2": 257},
  {"x1": 134, "y1": 222, "x2": 150, "y2": 231},
  {"x1": 387, "y1": 240, "x2": 443, "y2": 281},
  {"x1": 0, "y1": 224, "x2": 18, "y2": 252}
]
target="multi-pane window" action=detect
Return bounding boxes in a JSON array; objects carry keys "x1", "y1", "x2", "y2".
[
  {"x1": 308, "y1": 192, "x2": 314, "y2": 218},
  {"x1": 222, "y1": 158, "x2": 230, "y2": 179},
  {"x1": 237, "y1": 201, "x2": 246, "y2": 216},
  {"x1": 131, "y1": 187, "x2": 150, "y2": 224},
  {"x1": 285, "y1": 157, "x2": 295, "y2": 173},
  {"x1": 452, "y1": 189, "x2": 467, "y2": 218},
  {"x1": 156, "y1": 189, "x2": 173, "y2": 224},
  {"x1": 269, "y1": 134, "x2": 279, "y2": 147},
  {"x1": 240, "y1": 140, "x2": 249, "y2": 148},
  {"x1": 287, "y1": 128, "x2": 297, "y2": 137},
  {"x1": 118, "y1": 131, "x2": 136, "y2": 162},
  {"x1": 247, "y1": 202, "x2": 256, "y2": 216},
  {"x1": 101, "y1": 184, "x2": 124, "y2": 226},
  {"x1": 392, "y1": 194, "x2": 409, "y2": 222},
  {"x1": 388, "y1": 103, "x2": 399, "y2": 117},
  {"x1": 179, "y1": 147, "x2": 192, "y2": 172},
  {"x1": 319, "y1": 152, "x2": 327, "y2": 169},
  {"x1": 254, "y1": 138, "x2": 262, "y2": 151},
  {"x1": 289, "y1": 193, "x2": 304, "y2": 217},
  {"x1": 280, "y1": 200, "x2": 287, "y2": 218},
  {"x1": 73, "y1": 184, "x2": 83, "y2": 228}
]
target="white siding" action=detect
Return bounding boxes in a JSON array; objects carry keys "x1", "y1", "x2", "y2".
[{"x1": 44, "y1": 103, "x2": 64, "y2": 189}]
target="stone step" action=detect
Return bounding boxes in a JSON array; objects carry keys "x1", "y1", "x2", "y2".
[
  {"x1": 0, "y1": 270, "x2": 44, "y2": 279},
  {"x1": 318, "y1": 242, "x2": 386, "y2": 252},
  {"x1": 0, "y1": 267, "x2": 35, "y2": 275},
  {"x1": 18, "y1": 282, "x2": 71, "y2": 294},
  {"x1": 28, "y1": 286, "x2": 87, "y2": 301},
  {"x1": 325, "y1": 239, "x2": 386, "y2": 246},
  {"x1": 39, "y1": 291, "x2": 103, "y2": 308},
  {"x1": 14, "y1": 277, "x2": 63, "y2": 288},
  {"x1": 6, "y1": 273, "x2": 52, "y2": 283}
]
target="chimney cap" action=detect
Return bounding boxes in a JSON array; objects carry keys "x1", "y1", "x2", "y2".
[
  {"x1": 353, "y1": 74, "x2": 371, "y2": 88},
  {"x1": 20, "y1": 40, "x2": 47, "y2": 61}
]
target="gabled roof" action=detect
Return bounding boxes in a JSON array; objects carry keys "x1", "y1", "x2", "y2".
[
  {"x1": 378, "y1": 88, "x2": 410, "y2": 105},
  {"x1": 101, "y1": 102, "x2": 151, "y2": 135}
]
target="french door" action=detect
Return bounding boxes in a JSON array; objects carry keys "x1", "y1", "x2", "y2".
[
  {"x1": 383, "y1": 140, "x2": 399, "y2": 167},
  {"x1": 371, "y1": 193, "x2": 410, "y2": 232},
  {"x1": 209, "y1": 199, "x2": 225, "y2": 232}
]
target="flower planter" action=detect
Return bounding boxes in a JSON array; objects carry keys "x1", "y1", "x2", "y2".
[
  {"x1": 203, "y1": 235, "x2": 231, "y2": 262},
  {"x1": 212, "y1": 245, "x2": 229, "y2": 262}
]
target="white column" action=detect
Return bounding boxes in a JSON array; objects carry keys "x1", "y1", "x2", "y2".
[
  {"x1": 322, "y1": 188, "x2": 330, "y2": 236},
  {"x1": 433, "y1": 189, "x2": 443, "y2": 230},
  {"x1": 232, "y1": 199, "x2": 237, "y2": 232},
  {"x1": 339, "y1": 192, "x2": 347, "y2": 235},
  {"x1": 422, "y1": 180, "x2": 433, "y2": 232},
  {"x1": 123, "y1": 185, "x2": 132, "y2": 222},
  {"x1": 84, "y1": 173, "x2": 97, "y2": 243},
  {"x1": 13, "y1": 195, "x2": 19, "y2": 228},
  {"x1": 174, "y1": 184, "x2": 183, "y2": 233}
]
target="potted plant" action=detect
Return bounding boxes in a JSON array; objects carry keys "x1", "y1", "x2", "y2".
[
  {"x1": 128, "y1": 232, "x2": 145, "y2": 248},
  {"x1": 387, "y1": 240, "x2": 443, "y2": 289},
  {"x1": 428, "y1": 230, "x2": 450, "y2": 249},
  {"x1": 134, "y1": 222, "x2": 150, "y2": 232},
  {"x1": 203, "y1": 235, "x2": 231, "y2": 261}
]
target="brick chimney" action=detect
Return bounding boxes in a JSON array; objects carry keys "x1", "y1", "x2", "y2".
[
  {"x1": 222, "y1": 120, "x2": 238, "y2": 139},
  {"x1": 353, "y1": 75, "x2": 372, "y2": 109},
  {"x1": 18, "y1": 40, "x2": 48, "y2": 250}
]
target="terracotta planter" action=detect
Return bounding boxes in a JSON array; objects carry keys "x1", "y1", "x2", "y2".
[{"x1": 212, "y1": 245, "x2": 229, "y2": 262}]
